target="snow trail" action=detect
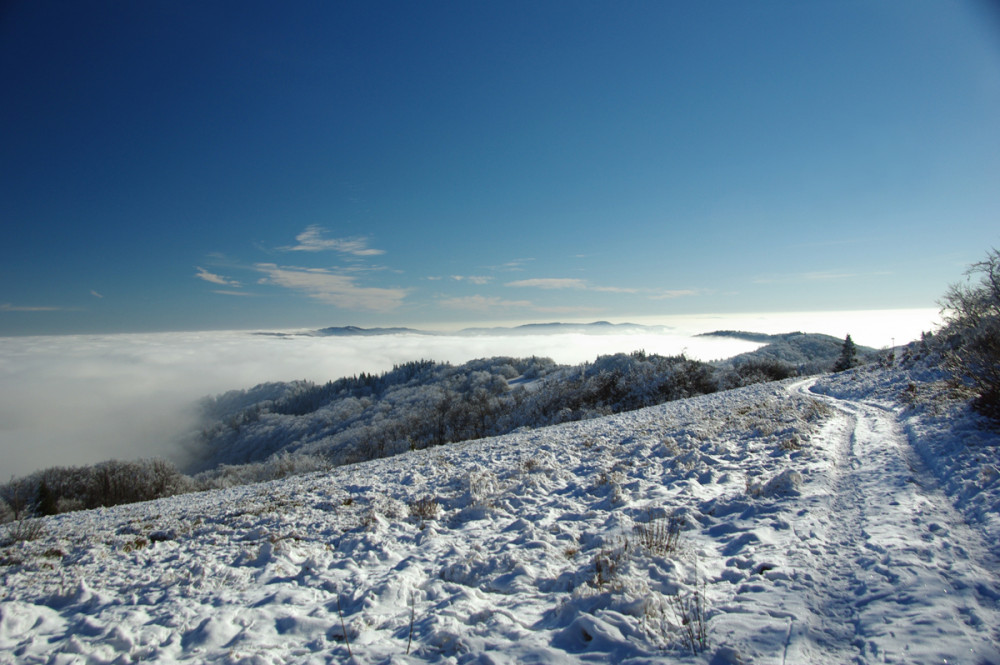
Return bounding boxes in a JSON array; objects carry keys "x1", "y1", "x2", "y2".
[{"x1": 782, "y1": 379, "x2": 1000, "y2": 664}]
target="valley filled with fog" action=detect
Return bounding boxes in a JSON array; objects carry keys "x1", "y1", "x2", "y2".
[{"x1": 0, "y1": 310, "x2": 936, "y2": 479}]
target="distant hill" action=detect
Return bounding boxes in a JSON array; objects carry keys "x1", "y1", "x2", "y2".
[
  {"x1": 699, "y1": 330, "x2": 788, "y2": 343},
  {"x1": 257, "y1": 321, "x2": 675, "y2": 337},
  {"x1": 313, "y1": 325, "x2": 430, "y2": 336},
  {"x1": 458, "y1": 321, "x2": 672, "y2": 335},
  {"x1": 705, "y1": 331, "x2": 875, "y2": 374}
]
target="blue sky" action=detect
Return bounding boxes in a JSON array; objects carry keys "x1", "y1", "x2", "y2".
[{"x1": 2, "y1": 1, "x2": 998, "y2": 335}]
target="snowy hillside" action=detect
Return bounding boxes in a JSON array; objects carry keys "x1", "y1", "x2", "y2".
[
  {"x1": 2, "y1": 356, "x2": 998, "y2": 664},
  {"x1": 185, "y1": 333, "x2": 856, "y2": 483}
]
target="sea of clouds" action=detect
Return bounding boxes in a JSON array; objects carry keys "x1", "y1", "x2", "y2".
[{"x1": 0, "y1": 309, "x2": 938, "y2": 479}]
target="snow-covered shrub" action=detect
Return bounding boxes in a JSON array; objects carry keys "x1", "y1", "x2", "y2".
[
  {"x1": 591, "y1": 539, "x2": 631, "y2": 588},
  {"x1": 0, "y1": 476, "x2": 34, "y2": 521},
  {"x1": 196, "y1": 452, "x2": 330, "y2": 489},
  {"x1": 408, "y1": 495, "x2": 440, "y2": 522},
  {"x1": 939, "y1": 248, "x2": 1000, "y2": 419},
  {"x1": 724, "y1": 356, "x2": 797, "y2": 388},
  {"x1": 461, "y1": 469, "x2": 501, "y2": 509},
  {"x1": 2, "y1": 518, "x2": 46, "y2": 545},
  {"x1": 778, "y1": 434, "x2": 802, "y2": 451},
  {"x1": 0, "y1": 458, "x2": 192, "y2": 518},
  {"x1": 370, "y1": 496, "x2": 408, "y2": 521}
]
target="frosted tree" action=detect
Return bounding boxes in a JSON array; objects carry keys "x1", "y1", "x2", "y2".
[{"x1": 940, "y1": 248, "x2": 1000, "y2": 417}]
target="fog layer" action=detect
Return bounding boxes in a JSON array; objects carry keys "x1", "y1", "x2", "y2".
[{"x1": 0, "y1": 309, "x2": 937, "y2": 478}]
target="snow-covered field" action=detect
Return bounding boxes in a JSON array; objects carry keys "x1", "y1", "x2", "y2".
[{"x1": 2, "y1": 362, "x2": 998, "y2": 664}]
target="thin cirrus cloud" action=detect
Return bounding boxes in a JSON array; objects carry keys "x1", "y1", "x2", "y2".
[
  {"x1": 752, "y1": 270, "x2": 890, "y2": 284},
  {"x1": 450, "y1": 275, "x2": 493, "y2": 285},
  {"x1": 506, "y1": 278, "x2": 639, "y2": 294},
  {"x1": 489, "y1": 258, "x2": 534, "y2": 272},
  {"x1": 195, "y1": 266, "x2": 241, "y2": 287},
  {"x1": 507, "y1": 277, "x2": 698, "y2": 300},
  {"x1": 282, "y1": 225, "x2": 385, "y2": 256},
  {"x1": 649, "y1": 289, "x2": 700, "y2": 300},
  {"x1": 506, "y1": 278, "x2": 588, "y2": 289},
  {"x1": 437, "y1": 295, "x2": 600, "y2": 315},
  {"x1": 438, "y1": 295, "x2": 536, "y2": 311},
  {"x1": 1, "y1": 303, "x2": 64, "y2": 312},
  {"x1": 255, "y1": 263, "x2": 407, "y2": 311}
]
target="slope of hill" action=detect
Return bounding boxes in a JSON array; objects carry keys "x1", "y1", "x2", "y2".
[
  {"x1": 184, "y1": 334, "x2": 851, "y2": 482},
  {"x1": 2, "y1": 353, "x2": 998, "y2": 664}
]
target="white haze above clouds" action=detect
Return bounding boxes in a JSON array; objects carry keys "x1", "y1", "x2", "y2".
[{"x1": 0, "y1": 308, "x2": 939, "y2": 479}]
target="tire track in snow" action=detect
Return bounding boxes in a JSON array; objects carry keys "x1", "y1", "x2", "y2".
[{"x1": 786, "y1": 379, "x2": 1000, "y2": 665}]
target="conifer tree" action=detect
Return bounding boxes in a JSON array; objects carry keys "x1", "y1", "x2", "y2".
[
  {"x1": 833, "y1": 334, "x2": 857, "y2": 372},
  {"x1": 37, "y1": 480, "x2": 58, "y2": 516}
]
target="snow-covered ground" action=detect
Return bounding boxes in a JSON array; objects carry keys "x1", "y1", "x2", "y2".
[{"x1": 2, "y1": 363, "x2": 998, "y2": 664}]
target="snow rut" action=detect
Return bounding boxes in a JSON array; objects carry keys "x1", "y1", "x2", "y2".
[{"x1": 785, "y1": 380, "x2": 1000, "y2": 665}]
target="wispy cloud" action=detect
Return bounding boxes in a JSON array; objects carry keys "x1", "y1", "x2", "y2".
[
  {"x1": 255, "y1": 263, "x2": 407, "y2": 311},
  {"x1": 506, "y1": 278, "x2": 587, "y2": 290},
  {"x1": 438, "y1": 295, "x2": 536, "y2": 311},
  {"x1": 506, "y1": 278, "x2": 639, "y2": 294},
  {"x1": 437, "y1": 295, "x2": 600, "y2": 315},
  {"x1": 90, "y1": 290, "x2": 104, "y2": 298},
  {"x1": 592, "y1": 285, "x2": 640, "y2": 294},
  {"x1": 283, "y1": 225, "x2": 385, "y2": 256},
  {"x1": 506, "y1": 277, "x2": 697, "y2": 300},
  {"x1": 802, "y1": 270, "x2": 889, "y2": 281},
  {"x1": 0, "y1": 303, "x2": 64, "y2": 312},
  {"x1": 490, "y1": 258, "x2": 534, "y2": 272},
  {"x1": 451, "y1": 275, "x2": 493, "y2": 285},
  {"x1": 195, "y1": 267, "x2": 241, "y2": 287},
  {"x1": 212, "y1": 290, "x2": 255, "y2": 297},
  {"x1": 649, "y1": 289, "x2": 700, "y2": 300},
  {"x1": 753, "y1": 270, "x2": 890, "y2": 284}
]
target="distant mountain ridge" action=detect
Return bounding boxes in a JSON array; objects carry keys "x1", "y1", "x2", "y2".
[
  {"x1": 458, "y1": 321, "x2": 672, "y2": 335},
  {"x1": 314, "y1": 325, "x2": 429, "y2": 336},
  {"x1": 257, "y1": 321, "x2": 674, "y2": 337}
]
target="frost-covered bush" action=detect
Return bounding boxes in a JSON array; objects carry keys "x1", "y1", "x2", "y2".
[
  {"x1": 940, "y1": 248, "x2": 1000, "y2": 419},
  {"x1": 0, "y1": 476, "x2": 34, "y2": 522},
  {"x1": 1, "y1": 518, "x2": 46, "y2": 545},
  {"x1": 408, "y1": 495, "x2": 440, "y2": 522},
  {"x1": 195, "y1": 452, "x2": 330, "y2": 489},
  {"x1": 0, "y1": 499, "x2": 13, "y2": 525},
  {"x1": 724, "y1": 357, "x2": 797, "y2": 388},
  {"x1": 0, "y1": 458, "x2": 193, "y2": 518}
]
